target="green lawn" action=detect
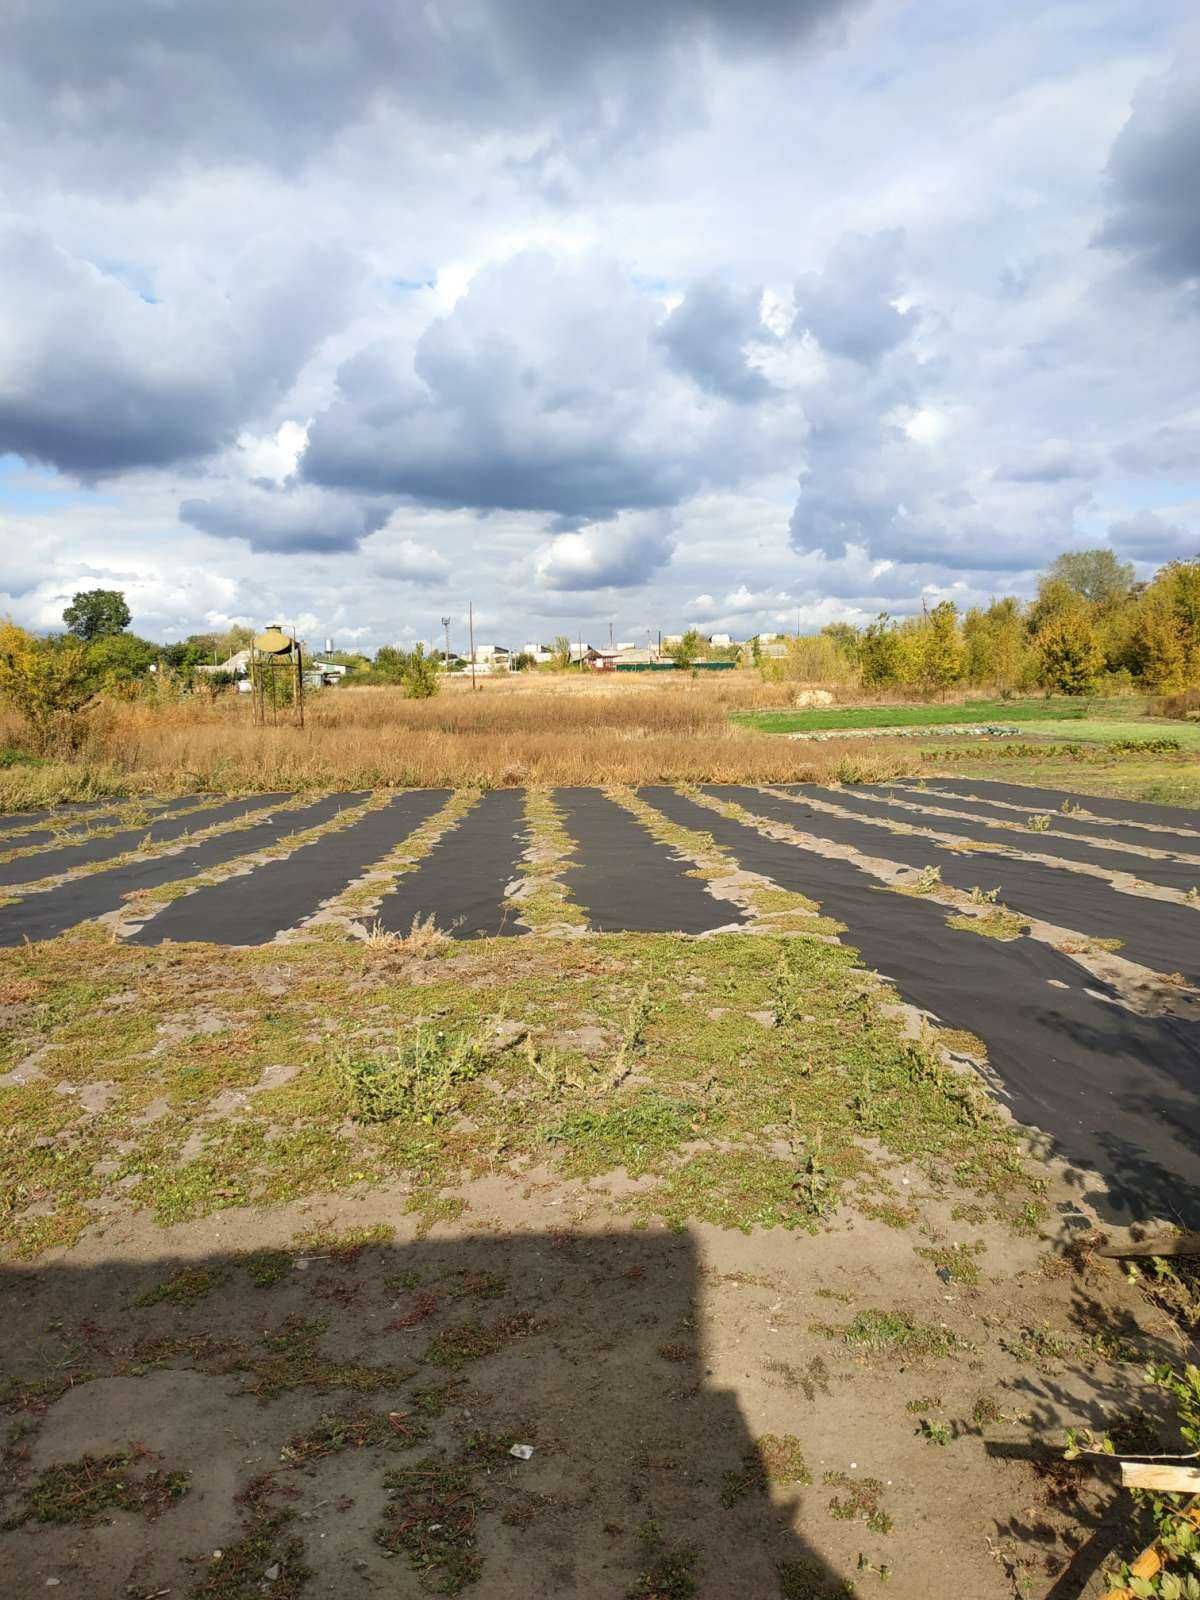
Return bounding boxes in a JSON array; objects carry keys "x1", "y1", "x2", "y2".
[
  {"x1": 734, "y1": 696, "x2": 1145, "y2": 734},
  {"x1": 1013, "y1": 717, "x2": 1200, "y2": 748}
]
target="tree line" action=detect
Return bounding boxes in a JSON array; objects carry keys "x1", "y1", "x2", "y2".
[{"x1": 772, "y1": 550, "x2": 1200, "y2": 697}]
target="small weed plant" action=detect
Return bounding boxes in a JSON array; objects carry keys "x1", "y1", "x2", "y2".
[{"x1": 340, "y1": 1024, "x2": 491, "y2": 1124}]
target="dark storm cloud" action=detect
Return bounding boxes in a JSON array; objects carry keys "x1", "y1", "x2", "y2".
[
  {"x1": 0, "y1": 225, "x2": 359, "y2": 477},
  {"x1": 1098, "y1": 54, "x2": 1200, "y2": 286},
  {"x1": 0, "y1": 0, "x2": 867, "y2": 187},
  {"x1": 657, "y1": 278, "x2": 775, "y2": 401},
  {"x1": 793, "y1": 229, "x2": 915, "y2": 365},
  {"x1": 179, "y1": 482, "x2": 393, "y2": 555},
  {"x1": 302, "y1": 251, "x2": 778, "y2": 522}
]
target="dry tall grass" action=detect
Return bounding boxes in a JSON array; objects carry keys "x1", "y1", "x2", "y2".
[{"x1": 0, "y1": 674, "x2": 923, "y2": 803}]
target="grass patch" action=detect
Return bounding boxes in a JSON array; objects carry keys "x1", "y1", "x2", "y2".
[
  {"x1": 5, "y1": 1444, "x2": 189, "y2": 1527},
  {"x1": 136, "y1": 1265, "x2": 224, "y2": 1307},
  {"x1": 826, "y1": 1307, "x2": 966, "y2": 1360},
  {"x1": 193, "y1": 1473, "x2": 309, "y2": 1599},
  {"x1": 721, "y1": 1434, "x2": 811, "y2": 1506},
  {"x1": 627, "y1": 1524, "x2": 700, "y2": 1600},
  {"x1": 280, "y1": 1405, "x2": 427, "y2": 1464},
  {"x1": 946, "y1": 909, "x2": 1030, "y2": 942},
  {"x1": 423, "y1": 1314, "x2": 539, "y2": 1371},
  {"x1": 376, "y1": 1453, "x2": 483, "y2": 1594},
  {"x1": 916, "y1": 1242, "x2": 985, "y2": 1285},
  {"x1": 736, "y1": 698, "x2": 1108, "y2": 734},
  {"x1": 0, "y1": 925, "x2": 1038, "y2": 1259},
  {"x1": 823, "y1": 1471, "x2": 894, "y2": 1534},
  {"x1": 545, "y1": 1094, "x2": 700, "y2": 1176}
]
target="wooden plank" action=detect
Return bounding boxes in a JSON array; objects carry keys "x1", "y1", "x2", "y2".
[{"x1": 1121, "y1": 1462, "x2": 1200, "y2": 1492}]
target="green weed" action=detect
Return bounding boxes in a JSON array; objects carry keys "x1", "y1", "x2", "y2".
[{"x1": 339, "y1": 1025, "x2": 491, "y2": 1124}]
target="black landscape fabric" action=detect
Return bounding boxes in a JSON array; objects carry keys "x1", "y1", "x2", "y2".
[
  {"x1": 799, "y1": 786, "x2": 1200, "y2": 896},
  {"x1": 130, "y1": 790, "x2": 418, "y2": 946},
  {"x1": 642, "y1": 786, "x2": 1200, "y2": 1226},
  {"x1": 0, "y1": 795, "x2": 197, "y2": 843},
  {"x1": 0, "y1": 794, "x2": 354, "y2": 946},
  {"x1": 0, "y1": 799, "x2": 118, "y2": 834},
  {"x1": 885, "y1": 779, "x2": 1200, "y2": 851},
  {"x1": 557, "y1": 786, "x2": 745, "y2": 934},
  {"x1": 727, "y1": 785, "x2": 1200, "y2": 984},
  {"x1": 375, "y1": 787, "x2": 527, "y2": 939},
  {"x1": 894, "y1": 775, "x2": 1200, "y2": 831},
  {"x1": 0, "y1": 793, "x2": 289, "y2": 888}
]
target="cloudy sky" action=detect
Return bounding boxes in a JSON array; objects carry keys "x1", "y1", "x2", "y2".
[{"x1": 1, "y1": 1, "x2": 1198, "y2": 652}]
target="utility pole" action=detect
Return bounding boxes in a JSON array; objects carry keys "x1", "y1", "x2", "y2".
[
  {"x1": 468, "y1": 601, "x2": 477, "y2": 692},
  {"x1": 441, "y1": 615, "x2": 451, "y2": 666},
  {"x1": 608, "y1": 619, "x2": 614, "y2": 651},
  {"x1": 578, "y1": 628, "x2": 584, "y2": 672}
]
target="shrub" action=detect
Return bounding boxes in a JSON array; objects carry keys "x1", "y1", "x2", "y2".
[{"x1": 0, "y1": 623, "x2": 100, "y2": 754}]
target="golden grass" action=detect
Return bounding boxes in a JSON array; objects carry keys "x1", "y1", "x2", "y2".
[{"x1": 0, "y1": 674, "x2": 924, "y2": 802}]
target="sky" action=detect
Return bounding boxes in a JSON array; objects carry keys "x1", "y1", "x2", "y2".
[{"x1": 1, "y1": 0, "x2": 1198, "y2": 653}]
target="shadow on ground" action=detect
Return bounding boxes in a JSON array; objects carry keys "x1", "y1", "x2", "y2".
[{"x1": 0, "y1": 1229, "x2": 847, "y2": 1599}]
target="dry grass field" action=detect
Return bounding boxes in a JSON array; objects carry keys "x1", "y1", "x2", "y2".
[{"x1": 0, "y1": 674, "x2": 925, "y2": 806}]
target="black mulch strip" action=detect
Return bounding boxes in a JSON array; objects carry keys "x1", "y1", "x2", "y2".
[
  {"x1": 0, "y1": 795, "x2": 365, "y2": 947},
  {"x1": 0, "y1": 794, "x2": 291, "y2": 888},
  {"x1": 0, "y1": 795, "x2": 198, "y2": 850},
  {"x1": 893, "y1": 775, "x2": 1200, "y2": 830},
  {"x1": 557, "y1": 787, "x2": 746, "y2": 934},
  {"x1": 128, "y1": 791, "x2": 426, "y2": 945},
  {"x1": 884, "y1": 779, "x2": 1200, "y2": 850},
  {"x1": 374, "y1": 788, "x2": 528, "y2": 940},
  {"x1": 791, "y1": 786, "x2": 1200, "y2": 896},
  {"x1": 725, "y1": 785, "x2": 1200, "y2": 984},
  {"x1": 640, "y1": 786, "x2": 1200, "y2": 1228}
]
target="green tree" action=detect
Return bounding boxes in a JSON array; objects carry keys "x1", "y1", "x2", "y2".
[
  {"x1": 858, "y1": 614, "x2": 903, "y2": 687},
  {"x1": 373, "y1": 645, "x2": 406, "y2": 684},
  {"x1": 1033, "y1": 607, "x2": 1104, "y2": 695},
  {"x1": 394, "y1": 642, "x2": 440, "y2": 699},
  {"x1": 85, "y1": 632, "x2": 158, "y2": 693},
  {"x1": 550, "y1": 635, "x2": 573, "y2": 672},
  {"x1": 665, "y1": 629, "x2": 704, "y2": 668},
  {"x1": 917, "y1": 601, "x2": 964, "y2": 696},
  {"x1": 1044, "y1": 548, "x2": 1134, "y2": 608},
  {"x1": 821, "y1": 622, "x2": 861, "y2": 664},
  {"x1": 511, "y1": 651, "x2": 536, "y2": 671},
  {"x1": 62, "y1": 588, "x2": 131, "y2": 641}
]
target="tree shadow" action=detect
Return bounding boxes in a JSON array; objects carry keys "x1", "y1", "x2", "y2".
[{"x1": 0, "y1": 1228, "x2": 847, "y2": 1598}]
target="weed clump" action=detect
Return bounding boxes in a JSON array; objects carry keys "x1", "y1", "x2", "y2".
[
  {"x1": 823, "y1": 1471, "x2": 893, "y2": 1534},
  {"x1": 5, "y1": 1444, "x2": 189, "y2": 1527},
  {"x1": 339, "y1": 1025, "x2": 491, "y2": 1124},
  {"x1": 376, "y1": 1454, "x2": 482, "y2": 1594},
  {"x1": 135, "y1": 1265, "x2": 223, "y2": 1307},
  {"x1": 423, "y1": 1314, "x2": 539, "y2": 1371},
  {"x1": 545, "y1": 1094, "x2": 699, "y2": 1176},
  {"x1": 280, "y1": 1405, "x2": 426, "y2": 1465},
  {"x1": 627, "y1": 1522, "x2": 699, "y2": 1599},
  {"x1": 830, "y1": 1307, "x2": 964, "y2": 1360},
  {"x1": 721, "y1": 1434, "x2": 811, "y2": 1506},
  {"x1": 194, "y1": 1473, "x2": 309, "y2": 1598}
]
